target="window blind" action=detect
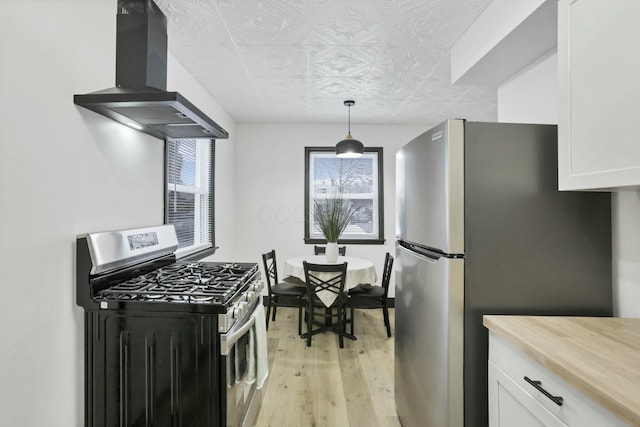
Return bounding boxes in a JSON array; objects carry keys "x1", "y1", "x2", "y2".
[{"x1": 166, "y1": 138, "x2": 214, "y2": 256}]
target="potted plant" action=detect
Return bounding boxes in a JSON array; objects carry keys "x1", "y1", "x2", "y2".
[{"x1": 313, "y1": 195, "x2": 358, "y2": 262}]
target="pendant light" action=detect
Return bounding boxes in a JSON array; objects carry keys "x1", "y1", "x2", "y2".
[{"x1": 336, "y1": 100, "x2": 364, "y2": 158}]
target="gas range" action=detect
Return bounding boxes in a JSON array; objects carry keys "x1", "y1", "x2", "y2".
[
  {"x1": 77, "y1": 225, "x2": 263, "y2": 329},
  {"x1": 76, "y1": 225, "x2": 266, "y2": 426}
]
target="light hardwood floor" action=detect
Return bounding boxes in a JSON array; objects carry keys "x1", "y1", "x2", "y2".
[{"x1": 254, "y1": 307, "x2": 401, "y2": 427}]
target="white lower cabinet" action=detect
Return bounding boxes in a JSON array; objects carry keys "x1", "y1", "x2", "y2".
[{"x1": 488, "y1": 332, "x2": 629, "y2": 427}]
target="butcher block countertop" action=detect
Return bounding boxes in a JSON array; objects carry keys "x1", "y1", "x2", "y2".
[{"x1": 483, "y1": 315, "x2": 640, "y2": 426}]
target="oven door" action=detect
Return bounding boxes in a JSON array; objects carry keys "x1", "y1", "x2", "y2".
[{"x1": 220, "y1": 301, "x2": 262, "y2": 427}]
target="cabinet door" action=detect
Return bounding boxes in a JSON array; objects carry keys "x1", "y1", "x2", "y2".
[
  {"x1": 86, "y1": 311, "x2": 220, "y2": 427},
  {"x1": 489, "y1": 361, "x2": 568, "y2": 427},
  {"x1": 558, "y1": 0, "x2": 640, "y2": 190}
]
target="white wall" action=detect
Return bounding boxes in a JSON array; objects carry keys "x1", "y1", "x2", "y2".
[
  {"x1": 231, "y1": 123, "x2": 427, "y2": 297},
  {"x1": 612, "y1": 192, "x2": 640, "y2": 317},
  {"x1": 498, "y1": 49, "x2": 558, "y2": 124},
  {"x1": 0, "y1": 1, "x2": 236, "y2": 425},
  {"x1": 497, "y1": 52, "x2": 640, "y2": 318},
  {"x1": 451, "y1": 0, "x2": 555, "y2": 86},
  {"x1": 167, "y1": 55, "x2": 238, "y2": 260}
]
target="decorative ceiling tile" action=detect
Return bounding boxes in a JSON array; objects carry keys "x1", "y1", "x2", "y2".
[
  {"x1": 391, "y1": 0, "x2": 493, "y2": 48},
  {"x1": 423, "y1": 53, "x2": 453, "y2": 81},
  {"x1": 252, "y1": 76, "x2": 310, "y2": 98},
  {"x1": 157, "y1": 0, "x2": 498, "y2": 124},
  {"x1": 215, "y1": 0, "x2": 310, "y2": 45},
  {"x1": 238, "y1": 45, "x2": 308, "y2": 77},
  {"x1": 157, "y1": 0, "x2": 229, "y2": 46},
  {"x1": 370, "y1": 47, "x2": 446, "y2": 79},
  {"x1": 310, "y1": 46, "x2": 377, "y2": 78},
  {"x1": 362, "y1": 77, "x2": 423, "y2": 100},
  {"x1": 309, "y1": 77, "x2": 364, "y2": 98},
  {"x1": 372, "y1": 0, "x2": 443, "y2": 16},
  {"x1": 306, "y1": 1, "x2": 391, "y2": 46}
]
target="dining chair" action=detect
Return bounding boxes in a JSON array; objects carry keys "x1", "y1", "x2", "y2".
[
  {"x1": 313, "y1": 245, "x2": 346, "y2": 256},
  {"x1": 302, "y1": 261, "x2": 349, "y2": 348},
  {"x1": 347, "y1": 252, "x2": 394, "y2": 337},
  {"x1": 261, "y1": 250, "x2": 306, "y2": 335}
]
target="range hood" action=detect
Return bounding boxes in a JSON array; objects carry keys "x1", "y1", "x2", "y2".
[{"x1": 74, "y1": 0, "x2": 228, "y2": 140}]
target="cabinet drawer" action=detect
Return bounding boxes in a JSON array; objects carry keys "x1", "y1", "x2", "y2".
[
  {"x1": 489, "y1": 360, "x2": 567, "y2": 427},
  {"x1": 489, "y1": 332, "x2": 629, "y2": 427}
]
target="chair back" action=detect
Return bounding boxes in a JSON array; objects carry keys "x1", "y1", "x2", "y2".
[
  {"x1": 381, "y1": 252, "x2": 394, "y2": 296},
  {"x1": 261, "y1": 250, "x2": 279, "y2": 295},
  {"x1": 303, "y1": 261, "x2": 348, "y2": 308},
  {"x1": 313, "y1": 245, "x2": 346, "y2": 256}
]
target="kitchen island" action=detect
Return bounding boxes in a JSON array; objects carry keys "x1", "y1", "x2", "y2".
[{"x1": 484, "y1": 315, "x2": 640, "y2": 426}]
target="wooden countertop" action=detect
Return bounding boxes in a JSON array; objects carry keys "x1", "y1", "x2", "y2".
[{"x1": 483, "y1": 316, "x2": 640, "y2": 426}]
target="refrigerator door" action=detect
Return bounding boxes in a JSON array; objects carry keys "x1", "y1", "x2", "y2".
[
  {"x1": 396, "y1": 119, "x2": 464, "y2": 254},
  {"x1": 395, "y1": 241, "x2": 464, "y2": 427}
]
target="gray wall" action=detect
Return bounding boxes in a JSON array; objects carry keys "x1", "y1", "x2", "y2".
[{"x1": 497, "y1": 49, "x2": 640, "y2": 317}]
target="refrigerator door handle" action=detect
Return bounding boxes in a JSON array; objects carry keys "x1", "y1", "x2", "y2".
[{"x1": 397, "y1": 240, "x2": 440, "y2": 262}]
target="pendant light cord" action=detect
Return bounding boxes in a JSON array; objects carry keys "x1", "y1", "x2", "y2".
[{"x1": 336, "y1": 100, "x2": 363, "y2": 157}]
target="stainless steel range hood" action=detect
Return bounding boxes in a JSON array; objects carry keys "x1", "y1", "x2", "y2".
[{"x1": 74, "y1": 0, "x2": 228, "y2": 140}]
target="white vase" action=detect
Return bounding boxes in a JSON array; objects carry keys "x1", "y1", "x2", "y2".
[{"x1": 325, "y1": 242, "x2": 339, "y2": 263}]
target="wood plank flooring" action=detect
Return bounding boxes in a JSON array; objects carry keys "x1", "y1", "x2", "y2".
[{"x1": 254, "y1": 307, "x2": 401, "y2": 427}]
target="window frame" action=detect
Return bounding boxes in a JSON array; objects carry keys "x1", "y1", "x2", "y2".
[
  {"x1": 304, "y1": 146, "x2": 385, "y2": 245},
  {"x1": 164, "y1": 138, "x2": 217, "y2": 260}
]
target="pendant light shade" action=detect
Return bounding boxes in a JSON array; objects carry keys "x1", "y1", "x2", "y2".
[{"x1": 336, "y1": 100, "x2": 364, "y2": 158}]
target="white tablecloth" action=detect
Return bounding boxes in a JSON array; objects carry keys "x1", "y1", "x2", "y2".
[{"x1": 283, "y1": 255, "x2": 377, "y2": 306}]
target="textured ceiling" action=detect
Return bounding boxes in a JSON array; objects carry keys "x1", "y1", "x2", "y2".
[{"x1": 155, "y1": 0, "x2": 498, "y2": 125}]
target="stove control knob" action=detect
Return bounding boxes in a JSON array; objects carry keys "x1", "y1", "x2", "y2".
[
  {"x1": 252, "y1": 281, "x2": 264, "y2": 293},
  {"x1": 233, "y1": 302, "x2": 248, "y2": 319},
  {"x1": 232, "y1": 304, "x2": 242, "y2": 319},
  {"x1": 237, "y1": 302, "x2": 248, "y2": 318},
  {"x1": 245, "y1": 291, "x2": 256, "y2": 302}
]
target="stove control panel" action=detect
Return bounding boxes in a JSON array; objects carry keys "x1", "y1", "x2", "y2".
[{"x1": 218, "y1": 279, "x2": 264, "y2": 333}]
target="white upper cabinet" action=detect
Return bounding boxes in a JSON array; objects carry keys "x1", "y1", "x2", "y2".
[{"x1": 558, "y1": 0, "x2": 640, "y2": 190}]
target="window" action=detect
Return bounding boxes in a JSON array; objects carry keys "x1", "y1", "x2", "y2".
[
  {"x1": 304, "y1": 147, "x2": 384, "y2": 244},
  {"x1": 165, "y1": 138, "x2": 215, "y2": 258}
]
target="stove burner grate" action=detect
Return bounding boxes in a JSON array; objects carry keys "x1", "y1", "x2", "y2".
[{"x1": 95, "y1": 261, "x2": 258, "y2": 305}]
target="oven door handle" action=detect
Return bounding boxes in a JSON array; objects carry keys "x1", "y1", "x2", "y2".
[{"x1": 220, "y1": 316, "x2": 256, "y2": 356}]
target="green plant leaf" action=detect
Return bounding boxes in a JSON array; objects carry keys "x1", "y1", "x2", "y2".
[{"x1": 313, "y1": 194, "x2": 358, "y2": 242}]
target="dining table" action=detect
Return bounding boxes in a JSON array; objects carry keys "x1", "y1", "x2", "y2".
[
  {"x1": 283, "y1": 255, "x2": 377, "y2": 341},
  {"x1": 283, "y1": 255, "x2": 377, "y2": 305}
]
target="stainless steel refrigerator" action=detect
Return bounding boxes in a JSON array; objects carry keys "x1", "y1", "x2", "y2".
[{"x1": 394, "y1": 119, "x2": 612, "y2": 427}]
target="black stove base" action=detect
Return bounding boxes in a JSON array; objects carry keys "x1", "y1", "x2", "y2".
[{"x1": 84, "y1": 310, "x2": 222, "y2": 427}]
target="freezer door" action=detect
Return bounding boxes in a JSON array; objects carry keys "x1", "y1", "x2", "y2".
[
  {"x1": 395, "y1": 242, "x2": 464, "y2": 427},
  {"x1": 396, "y1": 119, "x2": 464, "y2": 254}
]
